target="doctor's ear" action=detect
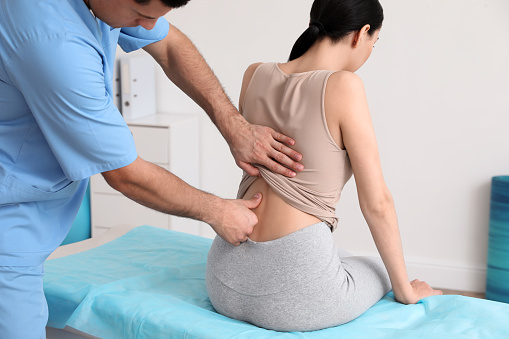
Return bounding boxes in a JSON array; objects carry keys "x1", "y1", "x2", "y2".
[{"x1": 353, "y1": 24, "x2": 371, "y2": 47}]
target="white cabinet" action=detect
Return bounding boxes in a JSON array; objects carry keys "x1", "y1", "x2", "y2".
[{"x1": 90, "y1": 113, "x2": 201, "y2": 237}]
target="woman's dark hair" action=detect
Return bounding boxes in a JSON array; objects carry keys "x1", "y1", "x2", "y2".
[
  {"x1": 134, "y1": 0, "x2": 190, "y2": 9},
  {"x1": 289, "y1": 0, "x2": 384, "y2": 61}
]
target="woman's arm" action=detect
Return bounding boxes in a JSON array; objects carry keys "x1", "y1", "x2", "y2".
[{"x1": 327, "y1": 71, "x2": 442, "y2": 304}]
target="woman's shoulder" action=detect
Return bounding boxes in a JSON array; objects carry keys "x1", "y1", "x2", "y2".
[
  {"x1": 242, "y1": 62, "x2": 265, "y2": 84},
  {"x1": 324, "y1": 70, "x2": 369, "y2": 125},
  {"x1": 327, "y1": 70, "x2": 365, "y2": 93},
  {"x1": 326, "y1": 71, "x2": 367, "y2": 106},
  {"x1": 245, "y1": 62, "x2": 265, "y2": 74},
  {"x1": 239, "y1": 62, "x2": 265, "y2": 111}
]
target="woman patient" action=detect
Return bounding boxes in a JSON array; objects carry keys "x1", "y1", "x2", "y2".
[{"x1": 206, "y1": 0, "x2": 442, "y2": 332}]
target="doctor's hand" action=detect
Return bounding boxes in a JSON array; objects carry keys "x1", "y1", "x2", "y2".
[
  {"x1": 209, "y1": 193, "x2": 262, "y2": 246},
  {"x1": 227, "y1": 121, "x2": 304, "y2": 178}
]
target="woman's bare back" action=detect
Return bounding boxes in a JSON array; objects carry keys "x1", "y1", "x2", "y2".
[{"x1": 242, "y1": 177, "x2": 321, "y2": 242}]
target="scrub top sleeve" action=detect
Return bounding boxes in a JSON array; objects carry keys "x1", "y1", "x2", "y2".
[
  {"x1": 5, "y1": 34, "x2": 138, "y2": 181},
  {"x1": 118, "y1": 17, "x2": 170, "y2": 53}
]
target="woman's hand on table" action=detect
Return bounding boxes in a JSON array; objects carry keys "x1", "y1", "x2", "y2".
[{"x1": 395, "y1": 279, "x2": 443, "y2": 304}]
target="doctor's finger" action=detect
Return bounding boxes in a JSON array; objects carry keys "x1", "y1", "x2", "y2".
[
  {"x1": 270, "y1": 142, "x2": 304, "y2": 170},
  {"x1": 238, "y1": 161, "x2": 260, "y2": 177},
  {"x1": 271, "y1": 137, "x2": 302, "y2": 162},
  {"x1": 264, "y1": 156, "x2": 297, "y2": 178},
  {"x1": 269, "y1": 146, "x2": 304, "y2": 173},
  {"x1": 271, "y1": 130, "x2": 296, "y2": 147}
]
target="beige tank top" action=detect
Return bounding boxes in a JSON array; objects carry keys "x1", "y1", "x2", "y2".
[{"x1": 237, "y1": 63, "x2": 353, "y2": 231}]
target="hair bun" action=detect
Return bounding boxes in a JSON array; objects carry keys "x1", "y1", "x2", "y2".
[{"x1": 309, "y1": 21, "x2": 325, "y2": 33}]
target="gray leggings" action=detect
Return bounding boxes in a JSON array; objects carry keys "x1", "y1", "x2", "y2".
[{"x1": 206, "y1": 222, "x2": 391, "y2": 332}]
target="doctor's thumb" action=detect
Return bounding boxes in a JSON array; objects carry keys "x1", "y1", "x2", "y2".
[{"x1": 246, "y1": 192, "x2": 263, "y2": 210}]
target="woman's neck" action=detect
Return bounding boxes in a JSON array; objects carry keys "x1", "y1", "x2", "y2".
[{"x1": 284, "y1": 38, "x2": 355, "y2": 74}]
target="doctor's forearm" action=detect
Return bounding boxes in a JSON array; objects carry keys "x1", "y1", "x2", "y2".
[
  {"x1": 148, "y1": 25, "x2": 244, "y2": 142},
  {"x1": 102, "y1": 157, "x2": 221, "y2": 226}
]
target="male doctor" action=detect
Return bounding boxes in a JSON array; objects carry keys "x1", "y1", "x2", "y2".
[{"x1": 0, "y1": 0, "x2": 303, "y2": 337}]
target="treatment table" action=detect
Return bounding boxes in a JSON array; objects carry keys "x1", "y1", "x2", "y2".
[{"x1": 44, "y1": 225, "x2": 509, "y2": 338}]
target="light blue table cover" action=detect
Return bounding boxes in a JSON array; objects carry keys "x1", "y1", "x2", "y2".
[{"x1": 44, "y1": 226, "x2": 509, "y2": 339}]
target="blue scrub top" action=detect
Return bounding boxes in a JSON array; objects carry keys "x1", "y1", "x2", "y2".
[{"x1": 0, "y1": 0, "x2": 170, "y2": 266}]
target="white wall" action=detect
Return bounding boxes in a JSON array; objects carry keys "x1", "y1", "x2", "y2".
[{"x1": 156, "y1": 0, "x2": 509, "y2": 292}]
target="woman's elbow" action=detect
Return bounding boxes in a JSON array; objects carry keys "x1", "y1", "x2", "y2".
[{"x1": 360, "y1": 193, "x2": 394, "y2": 218}]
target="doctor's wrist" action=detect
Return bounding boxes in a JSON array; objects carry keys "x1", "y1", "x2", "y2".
[
  {"x1": 197, "y1": 194, "x2": 224, "y2": 227},
  {"x1": 215, "y1": 108, "x2": 248, "y2": 146}
]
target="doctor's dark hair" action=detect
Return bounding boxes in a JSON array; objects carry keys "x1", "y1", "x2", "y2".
[
  {"x1": 289, "y1": 0, "x2": 384, "y2": 61},
  {"x1": 134, "y1": 0, "x2": 190, "y2": 8}
]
